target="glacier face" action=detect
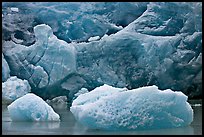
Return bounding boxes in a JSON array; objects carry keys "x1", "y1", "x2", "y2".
[
  {"x1": 3, "y1": 24, "x2": 76, "y2": 99},
  {"x1": 2, "y1": 53, "x2": 10, "y2": 82},
  {"x1": 123, "y1": 2, "x2": 202, "y2": 35},
  {"x1": 2, "y1": 2, "x2": 148, "y2": 45},
  {"x1": 70, "y1": 84, "x2": 193, "y2": 130},
  {"x1": 75, "y1": 28, "x2": 201, "y2": 99},
  {"x1": 2, "y1": 2, "x2": 202, "y2": 100},
  {"x1": 8, "y1": 93, "x2": 60, "y2": 121}
]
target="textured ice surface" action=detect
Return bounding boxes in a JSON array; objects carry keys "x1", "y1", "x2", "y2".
[
  {"x1": 2, "y1": 76, "x2": 31, "y2": 104},
  {"x1": 2, "y1": 2, "x2": 147, "y2": 45},
  {"x1": 75, "y1": 30, "x2": 202, "y2": 98},
  {"x1": 70, "y1": 84, "x2": 193, "y2": 130},
  {"x1": 8, "y1": 93, "x2": 60, "y2": 121},
  {"x1": 2, "y1": 2, "x2": 202, "y2": 100},
  {"x1": 2, "y1": 54, "x2": 10, "y2": 82},
  {"x1": 3, "y1": 24, "x2": 76, "y2": 99}
]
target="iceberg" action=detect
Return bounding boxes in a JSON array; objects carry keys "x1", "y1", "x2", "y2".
[
  {"x1": 2, "y1": 76, "x2": 31, "y2": 104},
  {"x1": 8, "y1": 93, "x2": 60, "y2": 121},
  {"x1": 70, "y1": 84, "x2": 193, "y2": 130}
]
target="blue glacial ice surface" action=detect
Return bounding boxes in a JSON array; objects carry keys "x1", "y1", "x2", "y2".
[
  {"x1": 8, "y1": 93, "x2": 60, "y2": 121},
  {"x1": 2, "y1": 2, "x2": 202, "y2": 101},
  {"x1": 2, "y1": 2, "x2": 147, "y2": 45},
  {"x1": 2, "y1": 53, "x2": 10, "y2": 82},
  {"x1": 70, "y1": 84, "x2": 193, "y2": 130},
  {"x1": 3, "y1": 24, "x2": 76, "y2": 99},
  {"x1": 2, "y1": 76, "x2": 31, "y2": 104}
]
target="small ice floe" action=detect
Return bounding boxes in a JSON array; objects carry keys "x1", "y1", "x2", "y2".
[{"x1": 8, "y1": 93, "x2": 60, "y2": 121}]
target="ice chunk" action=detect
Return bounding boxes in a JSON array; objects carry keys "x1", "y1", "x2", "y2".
[
  {"x1": 2, "y1": 54, "x2": 10, "y2": 82},
  {"x1": 191, "y1": 104, "x2": 202, "y2": 107},
  {"x1": 10, "y1": 7, "x2": 19, "y2": 12},
  {"x1": 2, "y1": 76, "x2": 31, "y2": 104},
  {"x1": 46, "y1": 96, "x2": 68, "y2": 109},
  {"x1": 88, "y1": 36, "x2": 100, "y2": 42},
  {"x1": 110, "y1": 23, "x2": 123, "y2": 31},
  {"x1": 71, "y1": 84, "x2": 193, "y2": 130},
  {"x1": 8, "y1": 93, "x2": 60, "y2": 121}
]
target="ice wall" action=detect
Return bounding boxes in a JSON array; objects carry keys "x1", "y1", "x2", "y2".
[
  {"x1": 2, "y1": 53, "x2": 10, "y2": 82},
  {"x1": 2, "y1": 2, "x2": 202, "y2": 100},
  {"x1": 3, "y1": 24, "x2": 76, "y2": 99}
]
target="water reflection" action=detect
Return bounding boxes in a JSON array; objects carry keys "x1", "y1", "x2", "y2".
[
  {"x1": 70, "y1": 125, "x2": 194, "y2": 135},
  {"x1": 9, "y1": 121, "x2": 60, "y2": 129},
  {"x1": 2, "y1": 104, "x2": 202, "y2": 135}
]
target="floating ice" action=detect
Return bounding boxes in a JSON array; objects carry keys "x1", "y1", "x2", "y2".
[
  {"x1": 71, "y1": 84, "x2": 193, "y2": 130},
  {"x1": 8, "y1": 93, "x2": 60, "y2": 121},
  {"x1": 2, "y1": 76, "x2": 31, "y2": 104}
]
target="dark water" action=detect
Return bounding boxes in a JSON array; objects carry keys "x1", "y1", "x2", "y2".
[{"x1": 2, "y1": 100, "x2": 202, "y2": 135}]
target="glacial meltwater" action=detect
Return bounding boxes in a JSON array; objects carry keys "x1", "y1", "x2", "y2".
[{"x1": 2, "y1": 100, "x2": 202, "y2": 135}]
